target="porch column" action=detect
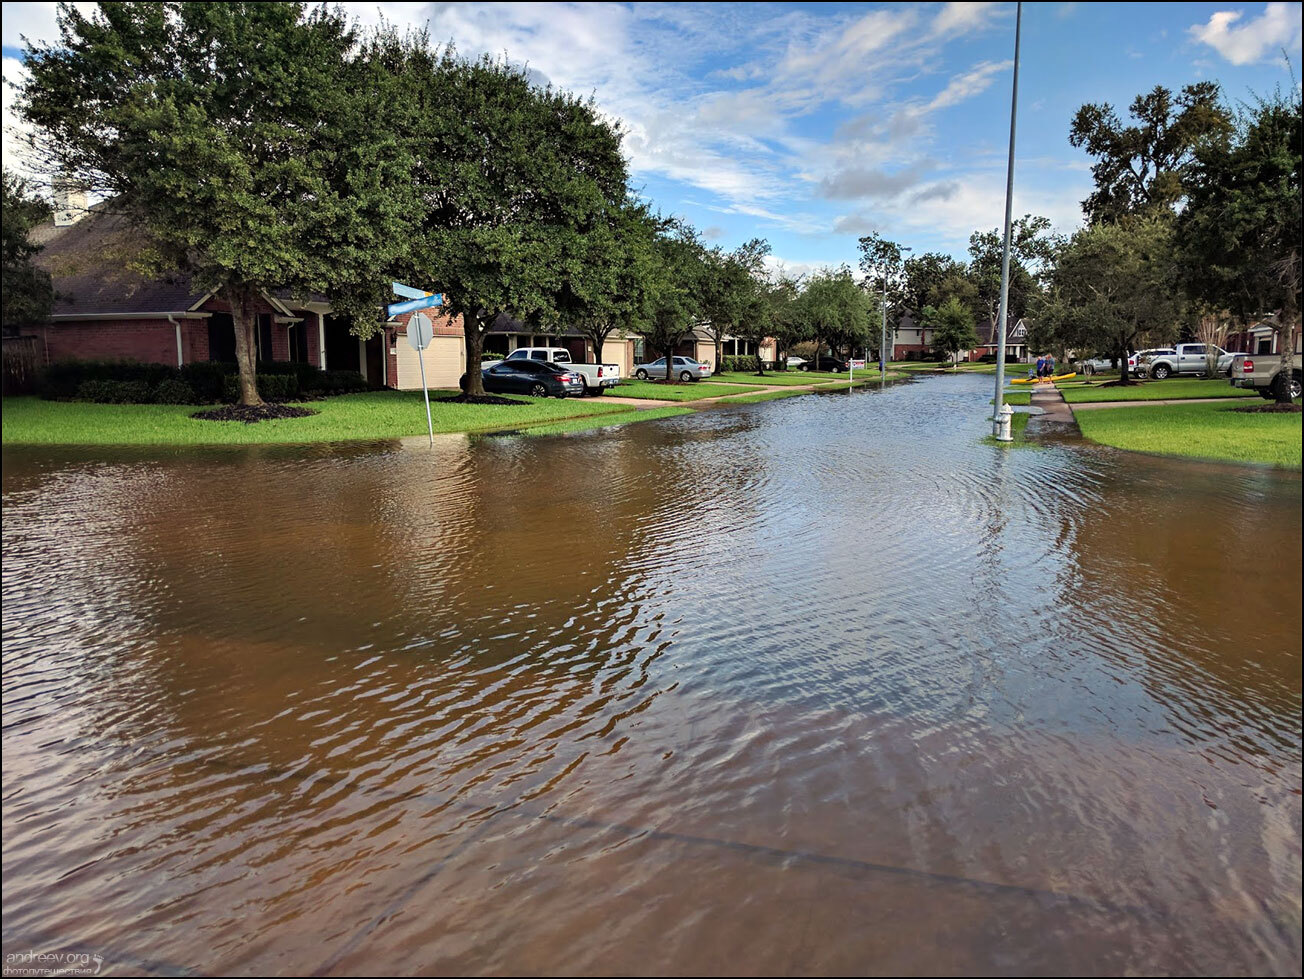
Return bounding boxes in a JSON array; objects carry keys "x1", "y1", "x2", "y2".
[
  {"x1": 317, "y1": 311, "x2": 327, "y2": 370},
  {"x1": 358, "y1": 337, "x2": 368, "y2": 382}
]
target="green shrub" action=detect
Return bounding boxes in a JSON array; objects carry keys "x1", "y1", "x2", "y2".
[
  {"x1": 153, "y1": 379, "x2": 198, "y2": 404},
  {"x1": 75, "y1": 378, "x2": 152, "y2": 403},
  {"x1": 303, "y1": 370, "x2": 368, "y2": 395},
  {"x1": 44, "y1": 359, "x2": 177, "y2": 399},
  {"x1": 180, "y1": 361, "x2": 233, "y2": 401},
  {"x1": 720, "y1": 355, "x2": 764, "y2": 373}
]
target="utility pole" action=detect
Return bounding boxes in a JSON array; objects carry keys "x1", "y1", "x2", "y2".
[{"x1": 992, "y1": 1, "x2": 1022, "y2": 435}]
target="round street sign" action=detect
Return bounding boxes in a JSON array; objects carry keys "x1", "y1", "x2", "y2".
[{"x1": 407, "y1": 313, "x2": 434, "y2": 351}]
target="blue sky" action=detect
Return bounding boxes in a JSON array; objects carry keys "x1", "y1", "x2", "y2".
[{"x1": 3, "y1": 2, "x2": 1300, "y2": 275}]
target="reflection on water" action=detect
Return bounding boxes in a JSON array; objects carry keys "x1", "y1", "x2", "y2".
[{"x1": 3, "y1": 374, "x2": 1300, "y2": 976}]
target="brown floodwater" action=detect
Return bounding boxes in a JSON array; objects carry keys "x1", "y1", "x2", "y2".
[{"x1": 2, "y1": 374, "x2": 1300, "y2": 976}]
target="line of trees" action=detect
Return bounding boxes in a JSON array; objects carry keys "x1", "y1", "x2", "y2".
[
  {"x1": 851, "y1": 78, "x2": 1300, "y2": 402},
  {"x1": 15, "y1": 6, "x2": 1298, "y2": 403},
  {"x1": 11, "y1": 3, "x2": 788, "y2": 401}
]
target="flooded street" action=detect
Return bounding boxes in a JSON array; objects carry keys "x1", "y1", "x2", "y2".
[{"x1": 3, "y1": 374, "x2": 1300, "y2": 976}]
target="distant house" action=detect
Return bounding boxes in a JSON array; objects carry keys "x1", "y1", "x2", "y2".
[
  {"x1": 27, "y1": 203, "x2": 395, "y2": 384},
  {"x1": 890, "y1": 311, "x2": 930, "y2": 359},
  {"x1": 973, "y1": 316, "x2": 1032, "y2": 363},
  {"x1": 1225, "y1": 317, "x2": 1300, "y2": 357}
]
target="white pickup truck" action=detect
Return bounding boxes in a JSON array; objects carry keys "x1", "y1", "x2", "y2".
[{"x1": 497, "y1": 346, "x2": 622, "y2": 395}]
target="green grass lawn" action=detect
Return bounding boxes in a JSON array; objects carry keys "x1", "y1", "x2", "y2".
[
  {"x1": 714, "y1": 387, "x2": 809, "y2": 404},
  {"x1": 601, "y1": 380, "x2": 751, "y2": 401},
  {"x1": 995, "y1": 390, "x2": 1031, "y2": 406},
  {"x1": 1074, "y1": 400, "x2": 1301, "y2": 467},
  {"x1": 519, "y1": 405, "x2": 694, "y2": 436},
  {"x1": 982, "y1": 410, "x2": 1034, "y2": 446},
  {"x1": 1, "y1": 392, "x2": 635, "y2": 446},
  {"x1": 711, "y1": 371, "x2": 820, "y2": 386},
  {"x1": 1057, "y1": 377, "x2": 1255, "y2": 403}
]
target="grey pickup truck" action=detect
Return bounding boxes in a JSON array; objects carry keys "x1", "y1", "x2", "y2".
[{"x1": 1230, "y1": 352, "x2": 1302, "y2": 400}]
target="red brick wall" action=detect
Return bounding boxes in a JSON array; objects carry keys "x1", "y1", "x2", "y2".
[{"x1": 40, "y1": 319, "x2": 180, "y2": 366}]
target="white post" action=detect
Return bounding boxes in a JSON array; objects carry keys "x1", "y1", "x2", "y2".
[{"x1": 317, "y1": 311, "x2": 327, "y2": 370}]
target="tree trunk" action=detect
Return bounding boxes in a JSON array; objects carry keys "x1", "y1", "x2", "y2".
[
  {"x1": 1118, "y1": 337, "x2": 1133, "y2": 384},
  {"x1": 714, "y1": 337, "x2": 723, "y2": 376},
  {"x1": 463, "y1": 319, "x2": 486, "y2": 397},
  {"x1": 753, "y1": 349, "x2": 765, "y2": 375},
  {"x1": 225, "y1": 284, "x2": 262, "y2": 406},
  {"x1": 664, "y1": 342, "x2": 674, "y2": 382},
  {"x1": 1276, "y1": 320, "x2": 1297, "y2": 404}
]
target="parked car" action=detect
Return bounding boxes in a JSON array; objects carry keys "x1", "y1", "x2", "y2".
[
  {"x1": 1127, "y1": 347, "x2": 1176, "y2": 377},
  {"x1": 633, "y1": 356, "x2": 712, "y2": 381},
  {"x1": 459, "y1": 359, "x2": 584, "y2": 397},
  {"x1": 502, "y1": 346, "x2": 622, "y2": 395},
  {"x1": 1145, "y1": 343, "x2": 1246, "y2": 379},
  {"x1": 781, "y1": 356, "x2": 806, "y2": 369},
  {"x1": 1230, "y1": 353, "x2": 1303, "y2": 400},
  {"x1": 797, "y1": 356, "x2": 849, "y2": 372}
]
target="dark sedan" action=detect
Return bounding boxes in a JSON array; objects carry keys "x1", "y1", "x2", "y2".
[
  {"x1": 460, "y1": 359, "x2": 585, "y2": 398},
  {"x1": 797, "y1": 356, "x2": 849, "y2": 372}
]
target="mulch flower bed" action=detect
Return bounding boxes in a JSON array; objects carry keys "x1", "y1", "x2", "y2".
[
  {"x1": 437, "y1": 394, "x2": 525, "y2": 406},
  {"x1": 1231, "y1": 402, "x2": 1302, "y2": 414},
  {"x1": 191, "y1": 404, "x2": 319, "y2": 424}
]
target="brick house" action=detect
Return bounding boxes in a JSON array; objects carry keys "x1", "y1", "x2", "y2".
[{"x1": 28, "y1": 204, "x2": 393, "y2": 384}]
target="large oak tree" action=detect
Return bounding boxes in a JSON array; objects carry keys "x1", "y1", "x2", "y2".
[
  {"x1": 19, "y1": 2, "x2": 416, "y2": 404},
  {"x1": 1178, "y1": 88, "x2": 1302, "y2": 403},
  {"x1": 387, "y1": 37, "x2": 629, "y2": 397}
]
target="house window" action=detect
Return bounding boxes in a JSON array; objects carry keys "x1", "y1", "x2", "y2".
[
  {"x1": 256, "y1": 314, "x2": 274, "y2": 362},
  {"x1": 289, "y1": 322, "x2": 309, "y2": 363},
  {"x1": 632, "y1": 338, "x2": 645, "y2": 361}
]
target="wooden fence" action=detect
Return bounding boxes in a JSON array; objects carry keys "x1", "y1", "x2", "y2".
[{"x1": 2, "y1": 335, "x2": 41, "y2": 394}]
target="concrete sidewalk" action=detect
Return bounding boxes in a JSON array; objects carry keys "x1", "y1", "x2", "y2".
[{"x1": 1026, "y1": 384, "x2": 1079, "y2": 436}]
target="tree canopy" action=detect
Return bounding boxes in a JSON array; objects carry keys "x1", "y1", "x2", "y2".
[
  {"x1": 382, "y1": 34, "x2": 630, "y2": 396},
  {"x1": 700, "y1": 238, "x2": 771, "y2": 371},
  {"x1": 1177, "y1": 87, "x2": 1301, "y2": 401},
  {"x1": 1038, "y1": 216, "x2": 1184, "y2": 382},
  {"x1": 922, "y1": 297, "x2": 980, "y2": 366},
  {"x1": 1069, "y1": 82, "x2": 1233, "y2": 224},
  {"x1": 19, "y1": 1, "x2": 418, "y2": 403},
  {"x1": 797, "y1": 267, "x2": 873, "y2": 364},
  {"x1": 1, "y1": 171, "x2": 54, "y2": 330}
]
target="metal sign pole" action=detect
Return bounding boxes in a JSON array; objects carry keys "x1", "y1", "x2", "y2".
[
  {"x1": 417, "y1": 344, "x2": 434, "y2": 447},
  {"x1": 406, "y1": 311, "x2": 437, "y2": 448}
]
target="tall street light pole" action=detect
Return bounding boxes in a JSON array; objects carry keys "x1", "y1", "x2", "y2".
[{"x1": 992, "y1": 1, "x2": 1022, "y2": 434}]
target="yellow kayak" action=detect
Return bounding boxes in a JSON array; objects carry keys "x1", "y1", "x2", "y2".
[{"x1": 1010, "y1": 372, "x2": 1077, "y2": 385}]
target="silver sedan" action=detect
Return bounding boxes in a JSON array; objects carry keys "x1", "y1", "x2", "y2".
[{"x1": 632, "y1": 356, "x2": 712, "y2": 381}]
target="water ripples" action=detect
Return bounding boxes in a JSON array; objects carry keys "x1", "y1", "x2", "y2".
[{"x1": 3, "y1": 374, "x2": 1300, "y2": 975}]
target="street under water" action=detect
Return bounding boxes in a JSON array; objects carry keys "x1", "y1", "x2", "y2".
[{"x1": 2, "y1": 373, "x2": 1300, "y2": 976}]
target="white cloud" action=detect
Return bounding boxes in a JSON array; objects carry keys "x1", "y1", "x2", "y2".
[
  {"x1": 1188, "y1": 2, "x2": 1303, "y2": 66},
  {"x1": 762, "y1": 254, "x2": 836, "y2": 281},
  {"x1": 2, "y1": 56, "x2": 40, "y2": 179},
  {"x1": 926, "y1": 60, "x2": 1011, "y2": 111}
]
